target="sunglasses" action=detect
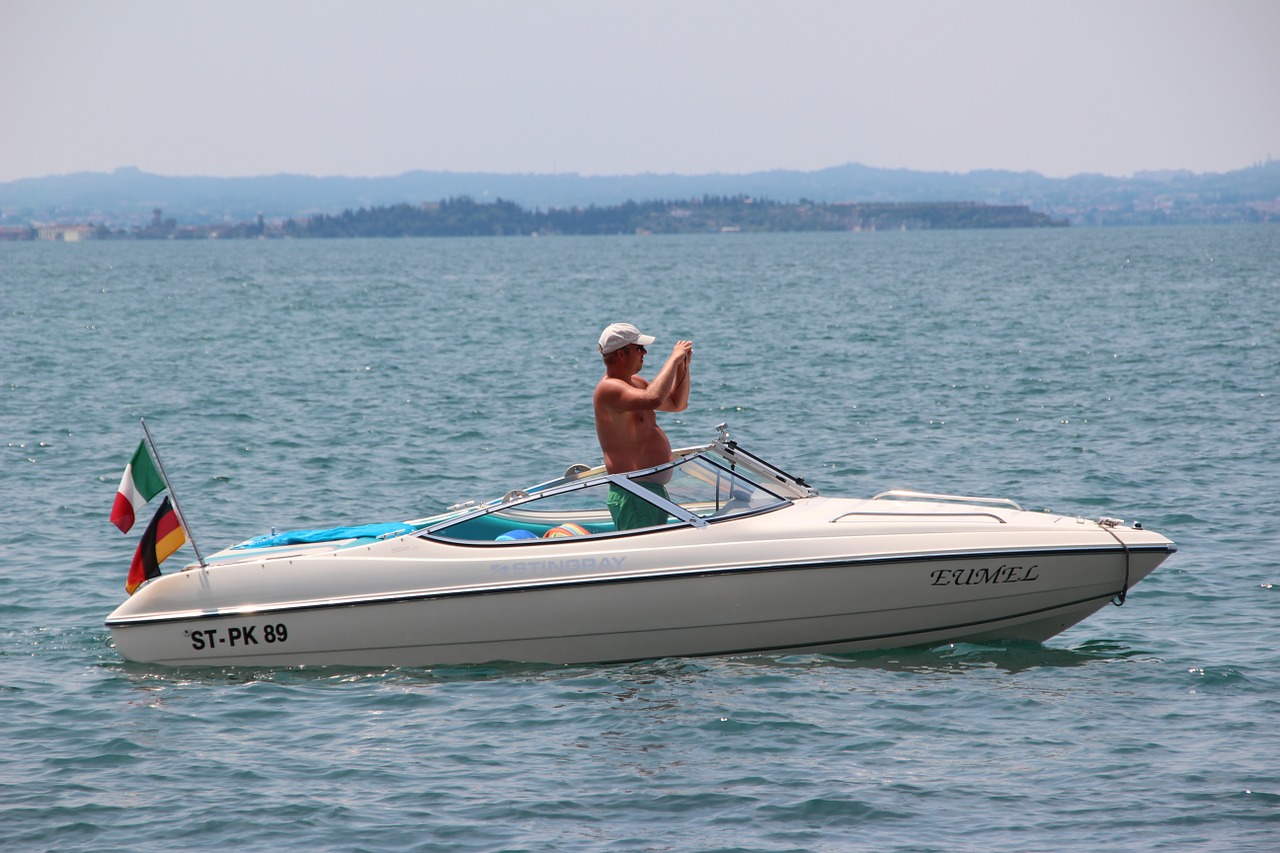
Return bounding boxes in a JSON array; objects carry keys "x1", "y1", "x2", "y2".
[{"x1": 626, "y1": 344, "x2": 647, "y2": 354}]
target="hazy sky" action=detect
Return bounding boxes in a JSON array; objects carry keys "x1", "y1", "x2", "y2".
[{"x1": 2, "y1": 0, "x2": 1276, "y2": 182}]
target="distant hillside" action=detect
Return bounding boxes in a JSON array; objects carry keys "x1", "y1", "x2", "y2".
[
  {"x1": 285, "y1": 197, "x2": 1065, "y2": 238},
  {"x1": 2, "y1": 161, "x2": 1277, "y2": 228}
]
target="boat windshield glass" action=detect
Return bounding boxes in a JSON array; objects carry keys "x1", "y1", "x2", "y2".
[
  {"x1": 644, "y1": 453, "x2": 788, "y2": 519},
  {"x1": 425, "y1": 452, "x2": 788, "y2": 544}
]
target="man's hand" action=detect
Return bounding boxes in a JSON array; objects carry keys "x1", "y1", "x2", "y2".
[{"x1": 670, "y1": 340, "x2": 693, "y2": 365}]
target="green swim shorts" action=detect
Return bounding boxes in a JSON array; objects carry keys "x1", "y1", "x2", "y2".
[{"x1": 607, "y1": 482, "x2": 670, "y2": 531}]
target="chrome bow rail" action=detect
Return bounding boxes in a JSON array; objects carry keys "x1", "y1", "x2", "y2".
[{"x1": 829, "y1": 490, "x2": 1025, "y2": 524}]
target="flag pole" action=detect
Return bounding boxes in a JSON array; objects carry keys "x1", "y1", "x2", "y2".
[{"x1": 139, "y1": 417, "x2": 206, "y2": 567}]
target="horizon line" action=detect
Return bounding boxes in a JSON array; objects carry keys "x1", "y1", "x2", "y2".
[{"x1": 4, "y1": 157, "x2": 1276, "y2": 185}]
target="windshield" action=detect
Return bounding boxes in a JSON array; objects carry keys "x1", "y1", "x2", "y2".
[
  {"x1": 647, "y1": 454, "x2": 788, "y2": 518},
  {"x1": 424, "y1": 452, "x2": 789, "y2": 544}
]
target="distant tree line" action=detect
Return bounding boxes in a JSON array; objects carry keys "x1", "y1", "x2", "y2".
[
  {"x1": 7, "y1": 161, "x2": 1278, "y2": 229},
  {"x1": 284, "y1": 195, "x2": 1066, "y2": 238}
]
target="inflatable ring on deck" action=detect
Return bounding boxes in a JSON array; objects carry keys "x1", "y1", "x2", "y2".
[{"x1": 543, "y1": 523, "x2": 590, "y2": 538}]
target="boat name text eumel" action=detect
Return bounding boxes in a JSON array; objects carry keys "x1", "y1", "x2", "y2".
[{"x1": 930, "y1": 564, "x2": 1040, "y2": 586}]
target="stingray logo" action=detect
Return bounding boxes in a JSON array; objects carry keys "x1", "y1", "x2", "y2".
[
  {"x1": 491, "y1": 555, "x2": 627, "y2": 579},
  {"x1": 929, "y1": 564, "x2": 1040, "y2": 586}
]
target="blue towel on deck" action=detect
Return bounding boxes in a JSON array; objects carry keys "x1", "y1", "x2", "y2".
[{"x1": 233, "y1": 522, "x2": 413, "y2": 550}]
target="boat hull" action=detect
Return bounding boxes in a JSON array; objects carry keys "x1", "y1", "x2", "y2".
[{"x1": 107, "y1": 544, "x2": 1172, "y2": 667}]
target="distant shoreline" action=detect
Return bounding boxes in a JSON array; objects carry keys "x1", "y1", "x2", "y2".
[
  {"x1": 7, "y1": 197, "x2": 1067, "y2": 242},
  {"x1": 3, "y1": 160, "x2": 1276, "y2": 233}
]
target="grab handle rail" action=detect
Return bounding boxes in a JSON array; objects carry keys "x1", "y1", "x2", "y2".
[
  {"x1": 869, "y1": 489, "x2": 1024, "y2": 511},
  {"x1": 831, "y1": 510, "x2": 1008, "y2": 524}
]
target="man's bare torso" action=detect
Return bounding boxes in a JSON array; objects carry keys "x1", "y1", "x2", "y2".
[{"x1": 593, "y1": 375, "x2": 673, "y2": 474}]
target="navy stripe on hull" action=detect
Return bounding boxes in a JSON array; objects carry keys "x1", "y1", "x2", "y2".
[{"x1": 106, "y1": 544, "x2": 1173, "y2": 629}]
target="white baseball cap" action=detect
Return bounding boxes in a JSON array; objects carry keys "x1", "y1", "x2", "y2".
[{"x1": 598, "y1": 322, "x2": 656, "y2": 354}]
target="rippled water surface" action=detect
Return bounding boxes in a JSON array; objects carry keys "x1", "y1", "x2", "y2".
[{"x1": 3, "y1": 228, "x2": 1278, "y2": 851}]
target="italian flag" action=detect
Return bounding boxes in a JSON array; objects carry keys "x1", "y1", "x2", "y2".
[
  {"x1": 126, "y1": 496, "x2": 186, "y2": 594},
  {"x1": 111, "y1": 440, "x2": 165, "y2": 533}
]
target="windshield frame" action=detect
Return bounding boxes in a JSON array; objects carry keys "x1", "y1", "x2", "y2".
[{"x1": 419, "y1": 445, "x2": 794, "y2": 545}]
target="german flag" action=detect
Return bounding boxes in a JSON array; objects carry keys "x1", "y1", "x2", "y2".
[{"x1": 126, "y1": 496, "x2": 186, "y2": 594}]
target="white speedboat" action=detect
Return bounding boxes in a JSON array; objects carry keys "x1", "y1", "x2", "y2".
[{"x1": 106, "y1": 427, "x2": 1176, "y2": 666}]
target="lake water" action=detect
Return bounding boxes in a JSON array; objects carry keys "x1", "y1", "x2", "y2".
[{"x1": 2, "y1": 227, "x2": 1277, "y2": 851}]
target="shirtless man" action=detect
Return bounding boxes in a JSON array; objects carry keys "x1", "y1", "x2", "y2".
[{"x1": 593, "y1": 322, "x2": 693, "y2": 530}]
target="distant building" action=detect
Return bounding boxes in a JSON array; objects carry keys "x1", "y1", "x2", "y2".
[
  {"x1": 36, "y1": 224, "x2": 96, "y2": 241},
  {"x1": 138, "y1": 208, "x2": 177, "y2": 237},
  {"x1": 0, "y1": 226, "x2": 33, "y2": 241}
]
